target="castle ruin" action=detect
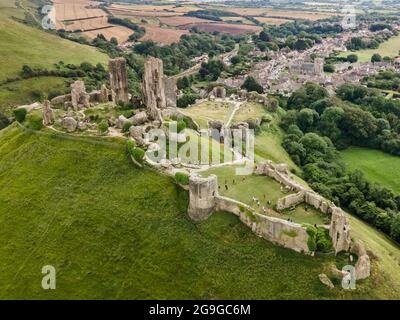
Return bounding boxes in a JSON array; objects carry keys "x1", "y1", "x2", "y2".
[
  {"x1": 109, "y1": 57, "x2": 129, "y2": 104},
  {"x1": 142, "y1": 57, "x2": 167, "y2": 121}
]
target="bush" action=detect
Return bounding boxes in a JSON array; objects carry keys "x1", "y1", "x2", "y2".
[
  {"x1": 176, "y1": 119, "x2": 187, "y2": 133},
  {"x1": 13, "y1": 108, "x2": 27, "y2": 123},
  {"x1": 241, "y1": 76, "x2": 263, "y2": 94},
  {"x1": 0, "y1": 112, "x2": 10, "y2": 130},
  {"x1": 25, "y1": 114, "x2": 43, "y2": 130},
  {"x1": 122, "y1": 121, "x2": 132, "y2": 133},
  {"x1": 30, "y1": 89, "x2": 44, "y2": 101},
  {"x1": 48, "y1": 90, "x2": 63, "y2": 101},
  {"x1": 98, "y1": 120, "x2": 109, "y2": 133},
  {"x1": 126, "y1": 139, "x2": 136, "y2": 156},
  {"x1": 177, "y1": 94, "x2": 199, "y2": 108},
  {"x1": 132, "y1": 147, "x2": 145, "y2": 164},
  {"x1": 175, "y1": 172, "x2": 190, "y2": 185}
]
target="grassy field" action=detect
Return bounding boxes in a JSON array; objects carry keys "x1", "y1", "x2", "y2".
[
  {"x1": 341, "y1": 147, "x2": 400, "y2": 194},
  {"x1": 0, "y1": 77, "x2": 66, "y2": 114},
  {"x1": 180, "y1": 101, "x2": 235, "y2": 129},
  {"x1": 339, "y1": 34, "x2": 400, "y2": 63},
  {"x1": 0, "y1": 0, "x2": 108, "y2": 82},
  {"x1": 1, "y1": 124, "x2": 398, "y2": 299}
]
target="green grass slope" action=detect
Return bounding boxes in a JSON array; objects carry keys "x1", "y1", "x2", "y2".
[
  {"x1": 0, "y1": 77, "x2": 66, "y2": 113},
  {"x1": 0, "y1": 0, "x2": 108, "y2": 82},
  {"x1": 0, "y1": 124, "x2": 396, "y2": 299},
  {"x1": 341, "y1": 147, "x2": 400, "y2": 194}
]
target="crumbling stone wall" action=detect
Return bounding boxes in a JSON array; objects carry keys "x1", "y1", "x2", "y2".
[
  {"x1": 71, "y1": 80, "x2": 90, "y2": 110},
  {"x1": 211, "y1": 86, "x2": 226, "y2": 99},
  {"x1": 188, "y1": 174, "x2": 218, "y2": 221},
  {"x1": 215, "y1": 195, "x2": 311, "y2": 253},
  {"x1": 330, "y1": 208, "x2": 351, "y2": 254},
  {"x1": 350, "y1": 240, "x2": 371, "y2": 280},
  {"x1": 164, "y1": 77, "x2": 177, "y2": 108},
  {"x1": 256, "y1": 160, "x2": 354, "y2": 256},
  {"x1": 187, "y1": 173, "x2": 311, "y2": 253},
  {"x1": 277, "y1": 191, "x2": 305, "y2": 210},
  {"x1": 109, "y1": 57, "x2": 129, "y2": 104},
  {"x1": 142, "y1": 57, "x2": 167, "y2": 121}
]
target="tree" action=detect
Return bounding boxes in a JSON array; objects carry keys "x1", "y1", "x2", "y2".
[
  {"x1": 22, "y1": 65, "x2": 34, "y2": 78},
  {"x1": 241, "y1": 76, "x2": 263, "y2": 94},
  {"x1": 371, "y1": 53, "x2": 382, "y2": 63},
  {"x1": 323, "y1": 64, "x2": 334, "y2": 73},
  {"x1": 177, "y1": 76, "x2": 191, "y2": 90},
  {"x1": 259, "y1": 30, "x2": 272, "y2": 42},
  {"x1": 13, "y1": 108, "x2": 27, "y2": 123},
  {"x1": 347, "y1": 54, "x2": 358, "y2": 63},
  {"x1": 390, "y1": 214, "x2": 400, "y2": 243},
  {"x1": 0, "y1": 112, "x2": 10, "y2": 130}
]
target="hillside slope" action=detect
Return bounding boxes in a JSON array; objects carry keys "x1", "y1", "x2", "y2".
[
  {"x1": 1, "y1": 124, "x2": 397, "y2": 299},
  {"x1": 0, "y1": 0, "x2": 108, "y2": 81}
]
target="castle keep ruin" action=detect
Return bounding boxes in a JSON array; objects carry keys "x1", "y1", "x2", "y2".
[
  {"x1": 109, "y1": 57, "x2": 129, "y2": 104},
  {"x1": 142, "y1": 57, "x2": 167, "y2": 121}
]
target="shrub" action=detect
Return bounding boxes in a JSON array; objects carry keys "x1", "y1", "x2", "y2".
[
  {"x1": 176, "y1": 119, "x2": 187, "y2": 133},
  {"x1": 126, "y1": 139, "x2": 136, "y2": 156},
  {"x1": 122, "y1": 121, "x2": 132, "y2": 133},
  {"x1": 241, "y1": 76, "x2": 263, "y2": 94},
  {"x1": 175, "y1": 172, "x2": 190, "y2": 185},
  {"x1": 0, "y1": 112, "x2": 10, "y2": 130},
  {"x1": 132, "y1": 147, "x2": 145, "y2": 164},
  {"x1": 30, "y1": 89, "x2": 44, "y2": 101},
  {"x1": 98, "y1": 120, "x2": 109, "y2": 133},
  {"x1": 25, "y1": 114, "x2": 43, "y2": 130},
  {"x1": 177, "y1": 94, "x2": 199, "y2": 108},
  {"x1": 48, "y1": 90, "x2": 63, "y2": 101},
  {"x1": 13, "y1": 108, "x2": 27, "y2": 123}
]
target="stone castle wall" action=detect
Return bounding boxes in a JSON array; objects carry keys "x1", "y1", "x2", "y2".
[
  {"x1": 255, "y1": 160, "x2": 352, "y2": 254},
  {"x1": 215, "y1": 196, "x2": 311, "y2": 254}
]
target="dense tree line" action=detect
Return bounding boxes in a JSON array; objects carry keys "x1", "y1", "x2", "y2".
[
  {"x1": 134, "y1": 31, "x2": 237, "y2": 76},
  {"x1": 280, "y1": 82, "x2": 400, "y2": 242},
  {"x1": 185, "y1": 9, "x2": 240, "y2": 21},
  {"x1": 364, "y1": 70, "x2": 400, "y2": 91}
]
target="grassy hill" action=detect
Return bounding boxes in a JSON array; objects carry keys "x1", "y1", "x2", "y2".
[
  {"x1": 0, "y1": 0, "x2": 108, "y2": 82},
  {"x1": 0, "y1": 77, "x2": 66, "y2": 114},
  {"x1": 341, "y1": 147, "x2": 400, "y2": 194},
  {"x1": 1, "y1": 124, "x2": 399, "y2": 299}
]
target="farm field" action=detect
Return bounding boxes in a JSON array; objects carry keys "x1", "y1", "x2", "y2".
[
  {"x1": 255, "y1": 16, "x2": 294, "y2": 25},
  {"x1": 54, "y1": 0, "x2": 134, "y2": 43},
  {"x1": 81, "y1": 25, "x2": 134, "y2": 43},
  {"x1": 53, "y1": 0, "x2": 106, "y2": 22},
  {"x1": 0, "y1": 0, "x2": 108, "y2": 82},
  {"x1": 159, "y1": 16, "x2": 212, "y2": 27},
  {"x1": 339, "y1": 34, "x2": 400, "y2": 63},
  {"x1": 213, "y1": 7, "x2": 340, "y2": 20},
  {"x1": 1, "y1": 124, "x2": 399, "y2": 299},
  {"x1": 341, "y1": 147, "x2": 400, "y2": 194},
  {"x1": 179, "y1": 22, "x2": 262, "y2": 35},
  {"x1": 140, "y1": 25, "x2": 189, "y2": 45}
]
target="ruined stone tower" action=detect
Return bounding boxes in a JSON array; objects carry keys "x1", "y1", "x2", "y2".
[
  {"x1": 329, "y1": 208, "x2": 351, "y2": 254},
  {"x1": 314, "y1": 57, "x2": 324, "y2": 76},
  {"x1": 188, "y1": 174, "x2": 218, "y2": 221},
  {"x1": 164, "y1": 77, "x2": 177, "y2": 108},
  {"x1": 109, "y1": 57, "x2": 129, "y2": 104},
  {"x1": 142, "y1": 57, "x2": 167, "y2": 120}
]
